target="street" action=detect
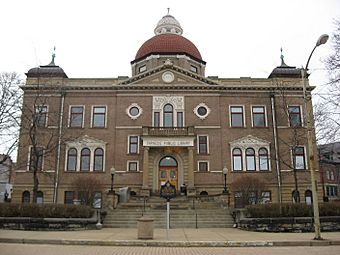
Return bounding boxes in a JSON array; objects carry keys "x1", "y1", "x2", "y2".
[{"x1": 1, "y1": 244, "x2": 340, "y2": 255}]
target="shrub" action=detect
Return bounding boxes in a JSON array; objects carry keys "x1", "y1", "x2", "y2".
[
  {"x1": 0, "y1": 203, "x2": 93, "y2": 218},
  {"x1": 245, "y1": 202, "x2": 340, "y2": 218}
]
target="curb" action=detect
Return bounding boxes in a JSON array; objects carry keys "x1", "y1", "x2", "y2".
[{"x1": 1, "y1": 238, "x2": 340, "y2": 247}]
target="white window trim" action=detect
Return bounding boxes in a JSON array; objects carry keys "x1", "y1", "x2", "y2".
[
  {"x1": 197, "y1": 135, "x2": 209, "y2": 154},
  {"x1": 230, "y1": 146, "x2": 272, "y2": 172},
  {"x1": 152, "y1": 96, "x2": 185, "y2": 128},
  {"x1": 287, "y1": 105, "x2": 304, "y2": 127},
  {"x1": 34, "y1": 104, "x2": 49, "y2": 127},
  {"x1": 127, "y1": 135, "x2": 140, "y2": 154},
  {"x1": 250, "y1": 105, "x2": 267, "y2": 127},
  {"x1": 27, "y1": 145, "x2": 44, "y2": 172},
  {"x1": 229, "y1": 105, "x2": 245, "y2": 128},
  {"x1": 197, "y1": 160, "x2": 209, "y2": 172},
  {"x1": 64, "y1": 144, "x2": 106, "y2": 172},
  {"x1": 127, "y1": 160, "x2": 139, "y2": 172},
  {"x1": 126, "y1": 103, "x2": 143, "y2": 120},
  {"x1": 231, "y1": 147, "x2": 243, "y2": 171},
  {"x1": 91, "y1": 105, "x2": 107, "y2": 128},
  {"x1": 139, "y1": 65, "x2": 147, "y2": 73},
  {"x1": 290, "y1": 145, "x2": 308, "y2": 171},
  {"x1": 194, "y1": 103, "x2": 211, "y2": 120},
  {"x1": 68, "y1": 105, "x2": 85, "y2": 128}
]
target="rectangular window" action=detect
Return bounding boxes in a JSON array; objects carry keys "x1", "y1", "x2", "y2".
[
  {"x1": 78, "y1": 191, "x2": 89, "y2": 205},
  {"x1": 64, "y1": 191, "x2": 75, "y2": 204},
  {"x1": 326, "y1": 186, "x2": 338, "y2": 197},
  {"x1": 69, "y1": 106, "x2": 84, "y2": 127},
  {"x1": 293, "y1": 146, "x2": 306, "y2": 170},
  {"x1": 252, "y1": 106, "x2": 266, "y2": 127},
  {"x1": 190, "y1": 65, "x2": 198, "y2": 73},
  {"x1": 261, "y1": 191, "x2": 271, "y2": 204},
  {"x1": 92, "y1": 106, "x2": 106, "y2": 128},
  {"x1": 129, "y1": 136, "x2": 139, "y2": 154},
  {"x1": 230, "y1": 106, "x2": 244, "y2": 127},
  {"x1": 177, "y1": 112, "x2": 183, "y2": 127},
  {"x1": 29, "y1": 146, "x2": 43, "y2": 171},
  {"x1": 198, "y1": 161, "x2": 209, "y2": 172},
  {"x1": 92, "y1": 192, "x2": 102, "y2": 209},
  {"x1": 139, "y1": 65, "x2": 146, "y2": 73},
  {"x1": 288, "y1": 106, "x2": 302, "y2": 127},
  {"x1": 154, "y1": 112, "x2": 160, "y2": 127},
  {"x1": 198, "y1": 135, "x2": 208, "y2": 154},
  {"x1": 128, "y1": 161, "x2": 138, "y2": 172},
  {"x1": 34, "y1": 105, "x2": 48, "y2": 127}
]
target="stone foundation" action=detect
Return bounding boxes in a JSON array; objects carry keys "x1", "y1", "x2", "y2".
[{"x1": 239, "y1": 216, "x2": 340, "y2": 232}]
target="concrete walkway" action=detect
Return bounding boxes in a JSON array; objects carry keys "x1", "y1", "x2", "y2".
[{"x1": 0, "y1": 228, "x2": 340, "y2": 247}]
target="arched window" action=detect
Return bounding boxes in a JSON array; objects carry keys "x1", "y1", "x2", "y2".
[
  {"x1": 67, "y1": 148, "x2": 77, "y2": 171},
  {"x1": 163, "y1": 104, "x2": 173, "y2": 127},
  {"x1": 36, "y1": 191, "x2": 43, "y2": 204},
  {"x1": 22, "y1": 191, "x2": 30, "y2": 204},
  {"x1": 246, "y1": 148, "x2": 256, "y2": 171},
  {"x1": 80, "y1": 148, "x2": 90, "y2": 171},
  {"x1": 94, "y1": 148, "x2": 104, "y2": 171},
  {"x1": 259, "y1": 148, "x2": 269, "y2": 171},
  {"x1": 292, "y1": 190, "x2": 300, "y2": 203},
  {"x1": 305, "y1": 190, "x2": 313, "y2": 205},
  {"x1": 159, "y1": 156, "x2": 177, "y2": 167},
  {"x1": 232, "y1": 148, "x2": 242, "y2": 171}
]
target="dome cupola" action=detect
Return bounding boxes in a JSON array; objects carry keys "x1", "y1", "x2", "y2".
[{"x1": 154, "y1": 9, "x2": 183, "y2": 35}]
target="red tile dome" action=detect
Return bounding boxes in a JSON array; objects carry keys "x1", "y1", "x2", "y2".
[{"x1": 134, "y1": 34, "x2": 202, "y2": 62}]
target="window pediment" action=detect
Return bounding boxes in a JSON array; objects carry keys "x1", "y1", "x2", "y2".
[
  {"x1": 230, "y1": 135, "x2": 269, "y2": 149},
  {"x1": 66, "y1": 135, "x2": 106, "y2": 148}
]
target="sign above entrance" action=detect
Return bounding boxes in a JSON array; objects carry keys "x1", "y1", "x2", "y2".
[{"x1": 142, "y1": 137, "x2": 194, "y2": 147}]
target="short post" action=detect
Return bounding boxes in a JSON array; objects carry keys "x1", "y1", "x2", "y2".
[
  {"x1": 222, "y1": 166, "x2": 228, "y2": 194},
  {"x1": 160, "y1": 180, "x2": 176, "y2": 241}
]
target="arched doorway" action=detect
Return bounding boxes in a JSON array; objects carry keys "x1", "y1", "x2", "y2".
[{"x1": 159, "y1": 156, "x2": 178, "y2": 190}]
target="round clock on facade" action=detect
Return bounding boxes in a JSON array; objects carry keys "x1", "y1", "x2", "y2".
[{"x1": 162, "y1": 71, "x2": 175, "y2": 83}]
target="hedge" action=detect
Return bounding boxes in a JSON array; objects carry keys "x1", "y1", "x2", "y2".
[
  {"x1": 0, "y1": 203, "x2": 94, "y2": 218},
  {"x1": 246, "y1": 202, "x2": 340, "y2": 218}
]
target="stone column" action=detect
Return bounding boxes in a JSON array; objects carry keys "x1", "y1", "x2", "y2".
[
  {"x1": 141, "y1": 146, "x2": 150, "y2": 197},
  {"x1": 187, "y1": 147, "x2": 196, "y2": 196}
]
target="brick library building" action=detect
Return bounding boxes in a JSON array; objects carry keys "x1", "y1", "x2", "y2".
[{"x1": 11, "y1": 13, "x2": 321, "y2": 209}]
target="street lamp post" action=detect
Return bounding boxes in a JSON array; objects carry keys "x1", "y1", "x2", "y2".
[
  {"x1": 302, "y1": 34, "x2": 329, "y2": 240},
  {"x1": 222, "y1": 166, "x2": 228, "y2": 194},
  {"x1": 110, "y1": 166, "x2": 116, "y2": 192}
]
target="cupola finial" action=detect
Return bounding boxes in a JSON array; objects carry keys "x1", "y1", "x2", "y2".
[
  {"x1": 48, "y1": 46, "x2": 56, "y2": 66},
  {"x1": 280, "y1": 47, "x2": 288, "y2": 67}
]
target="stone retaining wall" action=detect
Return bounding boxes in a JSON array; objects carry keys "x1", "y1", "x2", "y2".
[
  {"x1": 239, "y1": 216, "x2": 340, "y2": 232},
  {"x1": 0, "y1": 215, "x2": 98, "y2": 231}
]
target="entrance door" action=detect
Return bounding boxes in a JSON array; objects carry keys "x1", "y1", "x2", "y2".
[
  {"x1": 159, "y1": 156, "x2": 178, "y2": 190},
  {"x1": 159, "y1": 167, "x2": 178, "y2": 189}
]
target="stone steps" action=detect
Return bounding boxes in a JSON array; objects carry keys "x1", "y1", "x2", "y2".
[{"x1": 103, "y1": 196, "x2": 234, "y2": 228}]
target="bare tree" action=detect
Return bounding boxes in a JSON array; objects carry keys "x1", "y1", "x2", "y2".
[
  {"x1": 231, "y1": 175, "x2": 267, "y2": 207},
  {"x1": 72, "y1": 176, "x2": 102, "y2": 206},
  {"x1": 274, "y1": 81, "x2": 307, "y2": 203},
  {"x1": 17, "y1": 84, "x2": 68, "y2": 203},
  {"x1": 0, "y1": 72, "x2": 22, "y2": 163},
  {"x1": 315, "y1": 19, "x2": 340, "y2": 143}
]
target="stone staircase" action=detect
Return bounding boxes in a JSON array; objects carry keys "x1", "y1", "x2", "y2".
[{"x1": 103, "y1": 196, "x2": 234, "y2": 228}]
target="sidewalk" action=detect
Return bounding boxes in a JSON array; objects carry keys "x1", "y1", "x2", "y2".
[{"x1": 1, "y1": 228, "x2": 340, "y2": 247}]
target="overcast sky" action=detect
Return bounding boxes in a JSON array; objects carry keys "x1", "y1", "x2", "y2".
[
  {"x1": 1, "y1": 0, "x2": 339, "y2": 84},
  {"x1": 0, "y1": 0, "x2": 339, "y2": 158}
]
